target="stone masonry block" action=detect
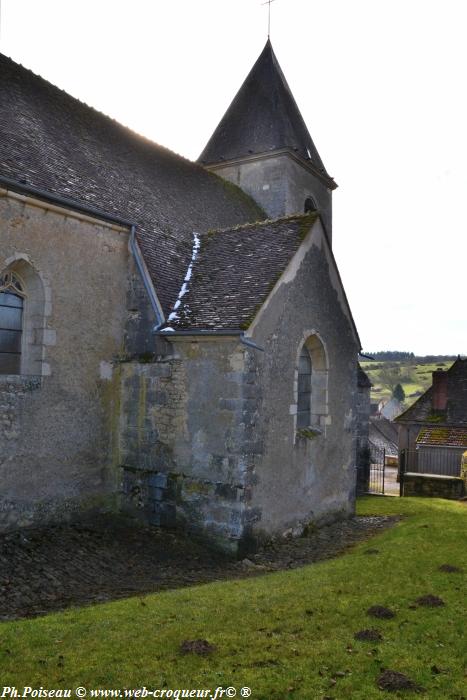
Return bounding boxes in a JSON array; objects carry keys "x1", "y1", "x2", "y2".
[
  {"x1": 154, "y1": 390, "x2": 168, "y2": 406},
  {"x1": 219, "y1": 398, "x2": 244, "y2": 411},
  {"x1": 151, "y1": 364, "x2": 172, "y2": 378},
  {"x1": 243, "y1": 507, "x2": 262, "y2": 524},
  {"x1": 43, "y1": 329, "x2": 57, "y2": 346},
  {"x1": 154, "y1": 502, "x2": 177, "y2": 527},
  {"x1": 148, "y1": 472, "x2": 168, "y2": 489},
  {"x1": 215, "y1": 482, "x2": 240, "y2": 501},
  {"x1": 243, "y1": 372, "x2": 258, "y2": 385},
  {"x1": 242, "y1": 384, "x2": 260, "y2": 399}
]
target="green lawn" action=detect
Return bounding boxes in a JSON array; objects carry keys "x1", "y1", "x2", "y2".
[{"x1": 1, "y1": 498, "x2": 466, "y2": 698}]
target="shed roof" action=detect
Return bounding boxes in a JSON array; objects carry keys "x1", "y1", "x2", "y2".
[
  {"x1": 163, "y1": 212, "x2": 319, "y2": 331},
  {"x1": 416, "y1": 426, "x2": 467, "y2": 449},
  {"x1": 0, "y1": 53, "x2": 264, "y2": 316},
  {"x1": 198, "y1": 40, "x2": 335, "y2": 187}
]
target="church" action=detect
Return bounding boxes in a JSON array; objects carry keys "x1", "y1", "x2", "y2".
[{"x1": 0, "y1": 40, "x2": 366, "y2": 553}]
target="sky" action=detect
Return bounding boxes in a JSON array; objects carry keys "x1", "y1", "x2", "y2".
[{"x1": 1, "y1": 0, "x2": 466, "y2": 355}]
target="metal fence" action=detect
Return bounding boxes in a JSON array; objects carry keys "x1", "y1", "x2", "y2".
[
  {"x1": 400, "y1": 448, "x2": 463, "y2": 478},
  {"x1": 356, "y1": 440, "x2": 386, "y2": 495}
]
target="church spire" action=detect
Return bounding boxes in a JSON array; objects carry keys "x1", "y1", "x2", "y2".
[{"x1": 198, "y1": 40, "x2": 334, "y2": 188}]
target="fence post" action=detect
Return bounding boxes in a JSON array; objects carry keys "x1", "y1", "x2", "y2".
[
  {"x1": 382, "y1": 448, "x2": 386, "y2": 495},
  {"x1": 399, "y1": 449, "x2": 406, "y2": 497}
]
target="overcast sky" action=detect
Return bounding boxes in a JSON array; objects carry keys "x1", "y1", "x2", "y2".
[{"x1": 1, "y1": 0, "x2": 466, "y2": 355}]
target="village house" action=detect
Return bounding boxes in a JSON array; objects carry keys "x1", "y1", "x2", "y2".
[
  {"x1": 396, "y1": 358, "x2": 467, "y2": 499},
  {"x1": 0, "y1": 41, "x2": 366, "y2": 552}
]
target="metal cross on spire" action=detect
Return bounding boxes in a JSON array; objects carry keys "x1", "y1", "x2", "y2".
[{"x1": 261, "y1": 0, "x2": 276, "y2": 38}]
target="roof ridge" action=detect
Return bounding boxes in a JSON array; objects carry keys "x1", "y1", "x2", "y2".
[
  {"x1": 0, "y1": 51, "x2": 204, "y2": 171},
  {"x1": 205, "y1": 211, "x2": 318, "y2": 237},
  {"x1": 395, "y1": 385, "x2": 433, "y2": 423}
]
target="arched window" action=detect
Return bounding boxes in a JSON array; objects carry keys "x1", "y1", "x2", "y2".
[
  {"x1": 304, "y1": 197, "x2": 317, "y2": 214},
  {"x1": 297, "y1": 345, "x2": 312, "y2": 428},
  {"x1": 0, "y1": 258, "x2": 48, "y2": 377},
  {"x1": 0, "y1": 271, "x2": 25, "y2": 374},
  {"x1": 294, "y1": 334, "x2": 329, "y2": 435}
]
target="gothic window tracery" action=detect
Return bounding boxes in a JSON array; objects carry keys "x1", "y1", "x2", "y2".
[{"x1": 0, "y1": 271, "x2": 26, "y2": 374}]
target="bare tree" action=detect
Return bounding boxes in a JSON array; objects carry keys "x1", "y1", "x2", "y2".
[{"x1": 377, "y1": 366, "x2": 402, "y2": 396}]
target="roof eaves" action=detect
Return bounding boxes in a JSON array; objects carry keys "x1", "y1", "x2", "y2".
[
  {"x1": 204, "y1": 148, "x2": 337, "y2": 190},
  {"x1": 155, "y1": 328, "x2": 243, "y2": 336},
  {"x1": 0, "y1": 173, "x2": 133, "y2": 228}
]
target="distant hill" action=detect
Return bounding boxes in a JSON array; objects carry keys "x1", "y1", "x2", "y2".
[
  {"x1": 366, "y1": 351, "x2": 458, "y2": 363},
  {"x1": 360, "y1": 357, "x2": 459, "y2": 409}
]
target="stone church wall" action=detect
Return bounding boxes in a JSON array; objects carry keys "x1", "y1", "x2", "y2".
[
  {"x1": 209, "y1": 152, "x2": 332, "y2": 236},
  {"x1": 0, "y1": 191, "x2": 131, "y2": 531},
  {"x1": 118, "y1": 221, "x2": 359, "y2": 552},
  {"x1": 118, "y1": 339, "x2": 258, "y2": 553},
  {"x1": 244, "y1": 222, "x2": 358, "y2": 538},
  {"x1": 283, "y1": 157, "x2": 333, "y2": 238}
]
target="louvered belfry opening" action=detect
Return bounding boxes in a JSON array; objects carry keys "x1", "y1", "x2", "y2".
[{"x1": 0, "y1": 272, "x2": 24, "y2": 375}]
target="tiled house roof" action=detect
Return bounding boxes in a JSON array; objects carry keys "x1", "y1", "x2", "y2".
[
  {"x1": 164, "y1": 212, "x2": 319, "y2": 330},
  {"x1": 396, "y1": 358, "x2": 467, "y2": 426},
  {"x1": 198, "y1": 40, "x2": 335, "y2": 188},
  {"x1": 416, "y1": 427, "x2": 467, "y2": 449},
  {"x1": 370, "y1": 416, "x2": 398, "y2": 445},
  {"x1": 369, "y1": 421, "x2": 398, "y2": 456},
  {"x1": 0, "y1": 53, "x2": 264, "y2": 316}
]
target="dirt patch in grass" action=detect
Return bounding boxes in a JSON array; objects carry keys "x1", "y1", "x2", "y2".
[
  {"x1": 180, "y1": 639, "x2": 216, "y2": 656},
  {"x1": 354, "y1": 628, "x2": 383, "y2": 642},
  {"x1": 377, "y1": 669, "x2": 425, "y2": 693},
  {"x1": 250, "y1": 658, "x2": 280, "y2": 667},
  {"x1": 414, "y1": 594, "x2": 445, "y2": 607},
  {"x1": 367, "y1": 605, "x2": 396, "y2": 619},
  {"x1": 364, "y1": 548, "x2": 380, "y2": 554},
  {"x1": 438, "y1": 563, "x2": 462, "y2": 573},
  {"x1": 0, "y1": 513, "x2": 399, "y2": 621}
]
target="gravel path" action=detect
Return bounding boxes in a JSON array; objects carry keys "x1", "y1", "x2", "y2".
[{"x1": 0, "y1": 514, "x2": 398, "y2": 621}]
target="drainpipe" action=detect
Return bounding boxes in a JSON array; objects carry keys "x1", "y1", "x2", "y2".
[
  {"x1": 129, "y1": 226, "x2": 165, "y2": 328},
  {"x1": 240, "y1": 334, "x2": 264, "y2": 352}
]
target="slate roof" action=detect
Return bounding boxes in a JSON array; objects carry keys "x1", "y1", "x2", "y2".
[
  {"x1": 371, "y1": 416, "x2": 399, "y2": 444},
  {"x1": 198, "y1": 40, "x2": 335, "y2": 187},
  {"x1": 396, "y1": 358, "x2": 467, "y2": 426},
  {"x1": 369, "y1": 417, "x2": 398, "y2": 456},
  {"x1": 0, "y1": 53, "x2": 264, "y2": 315},
  {"x1": 163, "y1": 212, "x2": 319, "y2": 331},
  {"x1": 416, "y1": 427, "x2": 467, "y2": 449}
]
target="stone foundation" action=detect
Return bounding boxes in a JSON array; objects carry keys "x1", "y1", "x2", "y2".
[{"x1": 403, "y1": 472, "x2": 465, "y2": 499}]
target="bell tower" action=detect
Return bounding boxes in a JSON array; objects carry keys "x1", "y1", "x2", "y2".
[{"x1": 198, "y1": 40, "x2": 337, "y2": 242}]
